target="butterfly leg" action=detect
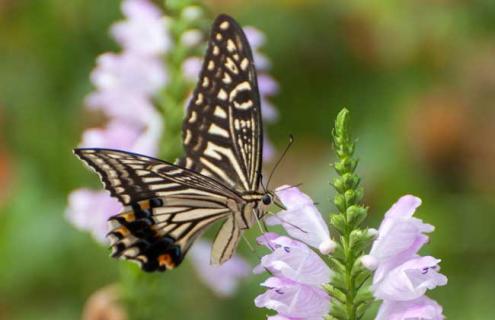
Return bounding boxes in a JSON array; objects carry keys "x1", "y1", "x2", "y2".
[{"x1": 210, "y1": 216, "x2": 241, "y2": 265}]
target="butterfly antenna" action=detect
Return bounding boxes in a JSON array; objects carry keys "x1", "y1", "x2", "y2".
[
  {"x1": 258, "y1": 173, "x2": 268, "y2": 193},
  {"x1": 266, "y1": 134, "x2": 294, "y2": 189},
  {"x1": 275, "y1": 182, "x2": 304, "y2": 192}
]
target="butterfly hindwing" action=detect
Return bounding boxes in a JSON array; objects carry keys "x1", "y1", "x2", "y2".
[
  {"x1": 179, "y1": 14, "x2": 263, "y2": 193},
  {"x1": 74, "y1": 148, "x2": 241, "y2": 271}
]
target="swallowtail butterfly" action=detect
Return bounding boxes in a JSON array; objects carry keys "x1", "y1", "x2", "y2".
[{"x1": 74, "y1": 14, "x2": 281, "y2": 272}]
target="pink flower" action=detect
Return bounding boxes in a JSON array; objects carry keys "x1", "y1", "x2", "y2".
[
  {"x1": 182, "y1": 57, "x2": 202, "y2": 82},
  {"x1": 373, "y1": 256, "x2": 447, "y2": 301},
  {"x1": 254, "y1": 233, "x2": 331, "y2": 286},
  {"x1": 66, "y1": 189, "x2": 122, "y2": 243},
  {"x1": 67, "y1": 0, "x2": 166, "y2": 242},
  {"x1": 90, "y1": 53, "x2": 166, "y2": 96},
  {"x1": 80, "y1": 121, "x2": 141, "y2": 150},
  {"x1": 243, "y1": 26, "x2": 270, "y2": 70},
  {"x1": 376, "y1": 296, "x2": 445, "y2": 320},
  {"x1": 255, "y1": 277, "x2": 330, "y2": 319},
  {"x1": 258, "y1": 74, "x2": 279, "y2": 97},
  {"x1": 188, "y1": 240, "x2": 251, "y2": 297},
  {"x1": 267, "y1": 186, "x2": 335, "y2": 254},
  {"x1": 86, "y1": 90, "x2": 156, "y2": 124},
  {"x1": 363, "y1": 195, "x2": 434, "y2": 283},
  {"x1": 111, "y1": 0, "x2": 170, "y2": 55}
]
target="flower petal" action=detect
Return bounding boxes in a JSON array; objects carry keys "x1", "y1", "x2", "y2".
[
  {"x1": 255, "y1": 233, "x2": 331, "y2": 286},
  {"x1": 111, "y1": 0, "x2": 170, "y2": 55},
  {"x1": 189, "y1": 240, "x2": 250, "y2": 297},
  {"x1": 267, "y1": 186, "x2": 332, "y2": 253},
  {"x1": 376, "y1": 296, "x2": 445, "y2": 320},
  {"x1": 373, "y1": 256, "x2": 448, "y2": 301},
  {"x1": 255, "y1": 277, "x2": 330, "y2": 319},
  {"x1": 369, "y1": 195, "x2": 434, "y2": 282},
  {"x1": 66, "y1": 189, "x2": 122, "y2": 243}
]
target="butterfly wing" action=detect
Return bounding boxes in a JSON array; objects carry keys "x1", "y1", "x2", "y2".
[
  {"x1": 179, "y1": 14, "x2": 263, "y2": 193},
  {"x1": 74, "y1": 148, "x2": 242, "y2": 271}
]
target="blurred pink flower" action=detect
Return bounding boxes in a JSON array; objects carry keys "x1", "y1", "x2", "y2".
[
  {"x1": 66, "y1": 189, "x2": 122, "y2": 243},
  {"x1": 376, "y1": 296, "x2": 445, "y2": 320},
  {"x1": 189, "y1": 240, "x2": 251, "y2": 297},
  {"x1": 80, "y1": 121, "x2": 141, "y2": 150},
  {"x1": 373, "y1": 256, "x2": 447, "y2": 301},
  {"x1": 255, "y1": 277, "x2": 330, "y2": 319},
  {"x1": 180, "y1": 29, "x2": 203, "y2": 48},
  {"x1": 267, "y1": 186, "x2": 335, "y2": 255},
  {"x1": 261, "y1": 98, "x2": 278, "y2": 123},
  {"x1": 258, "y1": 74, "x2": 279, "y2": 97},
  {"x1": 244, "y1": 26, "x2": 278, "y2": 161},
  {"x1": 111, "y1": 0, "x2": 170, "y2": 55},
  {"x1": 244, "y1": 26, "x2": 270, "y2": 70},
  {"x1": 182, "y1": 57, "x2": 203, "y2": 82},
  {"x1": 68, "y1": 0, "x2": 166, "y2": 241},
  {"x1": 254, "y1": 233, "x2": 331, "y2": 286},
  {"x1": 90, "y1": 53, "x2": 166, "y2": 96},
  {"x1": 86, "y1": 90, "x2": 155, "y2": 124}
]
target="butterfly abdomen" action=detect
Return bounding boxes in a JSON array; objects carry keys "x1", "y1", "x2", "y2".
[{"x1": 106, "y1": 198, "x2": 183, "y2": 272}]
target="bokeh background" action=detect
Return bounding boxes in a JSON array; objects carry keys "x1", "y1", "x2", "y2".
[{"x1": 1, "y1": 0, "x2": 495, "y2": 319}]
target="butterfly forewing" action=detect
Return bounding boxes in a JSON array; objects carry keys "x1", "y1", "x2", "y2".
[
  {"x1": 74, "y1": 148, "x2": 240, "y2": 271},
  {"x1": 179, "y1": 14, "x2": 263, "y2": 193}
]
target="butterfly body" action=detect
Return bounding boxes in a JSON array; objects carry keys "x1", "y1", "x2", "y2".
[{"x1": 74, "y1": 14, "x2": 276, "y2": 272}]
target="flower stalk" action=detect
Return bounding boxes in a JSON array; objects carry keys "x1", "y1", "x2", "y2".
[
  {"x1": 158, "y1": 0, "x2": 208, "y2": 160},
  {"x1": 327, "y1": 109, "x2": 374, "y2": 320}
]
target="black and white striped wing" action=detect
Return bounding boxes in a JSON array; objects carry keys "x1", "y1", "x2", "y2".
[
  {"x1": 179, "y1": 14, "x2": 263, "y2": 193},
  {"x1": 74, "y1": 148, "x2": 241, "y2": 272}
]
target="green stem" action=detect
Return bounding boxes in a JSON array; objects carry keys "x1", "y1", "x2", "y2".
[{"x1": 327, "y1": 109, "x2": 373, "y2": 320}]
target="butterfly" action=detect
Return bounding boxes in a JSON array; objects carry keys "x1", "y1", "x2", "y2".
[{"x1": 74, "y1": 14, "x2": 283, "y2": 272}]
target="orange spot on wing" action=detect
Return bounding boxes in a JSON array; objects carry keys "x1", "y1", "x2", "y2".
[{"x1": 158, "y1": 254, "x2": 176, "y2": 269}]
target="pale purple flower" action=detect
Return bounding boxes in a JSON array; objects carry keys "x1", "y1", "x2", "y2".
[
  {"x1": 130, "y1": 113, "x2": 163, "y2": 156},
  {"x1": 258, "y1": 74, "x2": 279, "y2": 97},
  {"x1": 243, "y1": 26, "x2": 278, "y2": 161},
  {"x1": 182, "y1": 57, "x2": 203, "y2": 82},
  {"x1": 68, "y1": 0, "x2": 166, "y2": 241},
  {"x1": 66, "y1": 189, "x2": 122, "y2": 243},
  {"x1": 254, "y1": 233, "x2": 331, "y2": 286},
  {"x1": 373, "y1": 256, "x2": 447, "y2": 301},
  {"x1": 261, "y1": 98, "x2": 278, "y2": 122},
  {"x1": 189, "y1": 240, "x2": 251, "y2": 297},
  {"x1": 79, "y1": 121, "x2": 142, "y2": 150},
  {"x1": 255, "y1": 277, "x2": 330, "y2": 319},
  {"x1": 363, "y1": 195, "x2": 434, "y2": 283},
  {"x1": 376, "y1": 296, "x2": 445, "y2": 320},
  {"x1": 267, "y1": 316, "x2": 301, "y2": 320},
  {"x1": 111, "y1": 0, "x2": 170, "y2": 55},
  {"x1": 244, "y1": 26, "x2": 271, "y2": 70},
  {"x1": 90, "y1": 53, "x2": 166, "y2": 95},
  {"x1": 180, "y1": 29, "x2": 203, "y2": 48},
  {"x1": 86, "y1": 90, "x2": 156, "y2": 125},
  {"x1": 267, "y1": 186, "x2": 335, "y2": 254}
]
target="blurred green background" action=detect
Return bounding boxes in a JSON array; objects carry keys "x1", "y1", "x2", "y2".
[{"x1": 1, "y1": 0, "x2": 495, "y2": 319}]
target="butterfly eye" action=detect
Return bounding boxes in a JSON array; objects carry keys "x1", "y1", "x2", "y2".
[{"x1": 262, "y1": 194, "x2": 272, "y2": 205}]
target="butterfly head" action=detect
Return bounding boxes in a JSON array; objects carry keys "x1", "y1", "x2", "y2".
[{"x1": 260, "y1": 191, "x2": 286, "y2": 212}]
